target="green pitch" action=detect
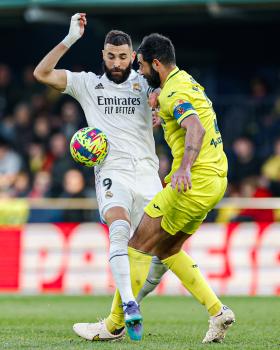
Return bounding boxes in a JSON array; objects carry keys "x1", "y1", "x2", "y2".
[{"x1": 0, "y1": 295, "x2": 279, "y2": 350}]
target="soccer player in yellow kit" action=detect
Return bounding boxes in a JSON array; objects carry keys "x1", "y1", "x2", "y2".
[{"x1": 74, "y1": 33, "x2": 235, "y2": 344}]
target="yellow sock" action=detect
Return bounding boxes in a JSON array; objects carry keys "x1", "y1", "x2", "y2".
[
  {"x1": 162, "y1": 250, "x2": 222, "y2": 316},
  {"x1": 105, "y1": 247, "x2": 152, "y2": 332}
]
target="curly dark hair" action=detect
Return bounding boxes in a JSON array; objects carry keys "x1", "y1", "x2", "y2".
[{"x1": 138, "y1": 33, "x2": 176, "y2": 65}]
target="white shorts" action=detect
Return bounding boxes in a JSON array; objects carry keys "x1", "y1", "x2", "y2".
[{"x1": 95, "y1": 158, "x2": 162, "y2": 231}]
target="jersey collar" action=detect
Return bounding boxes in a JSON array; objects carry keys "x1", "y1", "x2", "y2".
[{"x1": 163, "y1": 66, "x2": 180, "y2": 87}]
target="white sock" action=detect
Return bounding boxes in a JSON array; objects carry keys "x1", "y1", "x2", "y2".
[
  {"x1": 109, "y1": 219, "x2": 136, "y2": 305},
  {"x1": 136, "y1": 256, "x2": 168, "y2": 303}
]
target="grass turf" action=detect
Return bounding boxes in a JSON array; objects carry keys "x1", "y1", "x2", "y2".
[{"x1": 0, "y1": 295, "x2": 279, "y2": 350}]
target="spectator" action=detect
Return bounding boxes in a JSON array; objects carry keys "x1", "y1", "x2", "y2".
[
  {"x1": 0, "y1": 136, "x2": 22, "y2": 192},
  {"x1": 28, "y1": 142, "x2": 47, "y2": 174},
  {"x1": 11, "y1": 171, "x2": 30, "y2": 197},
  {"x1": 13, "y1": 102, "x2": 33, "y2": 154},
  {"x1": 228, "y1": 136, "x2": 261, "y2": 185},
  {"x1": 0, "y1": 114, "x2": 16, "y2": 142},
  {"x1": 0, "y1": 63, "x2": 19, "y2": 116},
  {"x1": 231, "y1": 176, "x2": 274, "y2": 222},
  {"x1": 32, "y1": 113, "x2": 51, "y2": 146},
  {"x1": 60, "y1": 101, "x2": 82, "y2": 140},
  {"x1": 28, "y1": 171, "x2": 52, "y2": 198},
  {"x1": 28, "y1": 170, "x2": 61, "y2": 223},
  {"x1": 262, "y1": 138, "x2": 280, "y2": 196},
  {"x1": 61, "y1": 168, "x2": 93, "y2": 222},
  {"x1": 47, "y1": 132, "x2": 76, "y2": 196}
]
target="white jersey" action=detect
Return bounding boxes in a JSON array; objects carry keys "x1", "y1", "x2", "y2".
[{"x1": 63, "y1": 69, "x2": 158, "y2": 168}]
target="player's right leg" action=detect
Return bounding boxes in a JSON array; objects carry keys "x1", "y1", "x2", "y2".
[
  {"x1": 73, "y1": 165, "x2": 142, "y2": 341},
  {"x1": 104, "y1": 206, "x2": 142, "y2": 340}
]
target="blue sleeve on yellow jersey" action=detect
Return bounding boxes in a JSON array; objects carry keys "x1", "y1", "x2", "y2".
[
  {"x1": 174, "y1": 102, "x2": 195, "y2": 120},
  {"x1": 172, "y1": 100, "x2": 197, "y2": 125}
]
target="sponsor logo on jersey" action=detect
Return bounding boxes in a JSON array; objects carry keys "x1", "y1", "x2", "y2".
[
  {"x1": 168, "y1": 91, "x2": 176, "y2": 98},
  {"x1": 97, "y1": 96, "x2": 141, "y2": 115},
  {"x1": 105, "y1": 191, "x2": 113, "y2": 199},
  {"x1": 153, "y1": 203, "x2": 160, "y2": 210},
  {"x1": 97, "y1": 96, "x2": 140, "y2": 106},
  {"x1": 132, "y1": 83, "x2": 142, "y2": 92},
  {"x1": 95, "y1": 83, "x2": 104, "y2": 89}
]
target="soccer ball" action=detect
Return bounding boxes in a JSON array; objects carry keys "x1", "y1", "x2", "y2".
[{"x1": 70, "y1": 127, "x2": 109, "y2": 167}]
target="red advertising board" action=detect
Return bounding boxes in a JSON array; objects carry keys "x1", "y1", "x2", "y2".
[{"x1": 0, "y1": 222, "x2": 279, "y2": 295}]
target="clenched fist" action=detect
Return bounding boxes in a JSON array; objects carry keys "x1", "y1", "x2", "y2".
[{"x1": 62, "y1": 13, "x2": 87, "y2": 48}]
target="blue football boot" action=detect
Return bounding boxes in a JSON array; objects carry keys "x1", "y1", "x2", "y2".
[{"x1": 123, "y1": 301, "x2": 143, "y2": 341}]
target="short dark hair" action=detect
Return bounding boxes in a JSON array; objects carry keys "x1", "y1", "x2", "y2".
[
  {"x1": 138, "y1": 33, "x2": 176, "y2": 65},
  {"x1": 104, "y1": 30, "x2": 132, "y2": 48}
]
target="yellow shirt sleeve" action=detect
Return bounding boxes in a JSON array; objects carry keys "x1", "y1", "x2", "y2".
[{"x1": 167, "y1": 92, "x2": 198, "y2": 125}]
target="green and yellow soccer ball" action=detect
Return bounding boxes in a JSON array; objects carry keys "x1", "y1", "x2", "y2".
[{"x1": 70, "y1": 127, "x2": 109, "y2": 167}]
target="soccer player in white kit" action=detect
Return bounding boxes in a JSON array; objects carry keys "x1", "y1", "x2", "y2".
[{"x1": 33, "y1": 13, "x2": 163, "y2": 341}]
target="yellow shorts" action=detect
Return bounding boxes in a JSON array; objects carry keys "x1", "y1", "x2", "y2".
[{"x1": 144, "y1": 174, "x2": 227, "y2": 235}]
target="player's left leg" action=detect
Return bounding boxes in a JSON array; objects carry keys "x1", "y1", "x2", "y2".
[
  {"x1": 161, "y1": 249, "x2": 235, "y2": 343},
  {"x1": 130, "y1": 175, "x2": 235, "y2": 343}
]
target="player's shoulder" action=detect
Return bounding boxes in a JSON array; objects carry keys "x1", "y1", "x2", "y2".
[
  {"x1": 126, "y1": 69, "x2": 151, "y2": 95},
  {"x1": 162, "y1": 70, "x2": 198, "y2": 102},
  {"x1": 81, "y1": 71, "x2": 101, "y2": 81},
  {"x1": 172, "y1": 69, "x2": 194, "y2": 87},
  {"x1": 178, "y1": 70, "x2": 204, "y2": 90},
  {"x1": 68, "y1": 70, "x2": 100, "y2": 82},
  {"x1": 129, "y1": 70, "x2": 148, "y2": 86}
]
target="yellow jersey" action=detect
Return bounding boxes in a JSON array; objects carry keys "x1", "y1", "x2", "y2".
[{"x1": 158, "y1": 67, "x2": 228, "y2": 183}]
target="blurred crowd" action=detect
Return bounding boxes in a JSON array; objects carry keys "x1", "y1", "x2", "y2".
[{"x1": 1, "y1": 63, "x2": 280, "y2": 223}]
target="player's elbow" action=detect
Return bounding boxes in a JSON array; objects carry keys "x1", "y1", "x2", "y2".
[
  {"x1": 193, "y1": 120, "x2": 205, "y2": 139},
  {"x1": 33, "y1": 67, "x2": 47, "y2": 84},
  {"x1": 199, "y1": 126, "x2": 206, "y2": 143},
  {"x1": 200, "y1": 125, "x2": 206, "y2": 138},
  {"x1": 33, "y1": 67, "x2": 42, "y2": 82}
]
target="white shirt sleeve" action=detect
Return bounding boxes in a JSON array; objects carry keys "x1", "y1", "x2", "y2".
[{"x1": 62, "y1": 70, "x2": 98, "y2": 101}]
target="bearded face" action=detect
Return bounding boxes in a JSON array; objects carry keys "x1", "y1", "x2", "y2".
[
  {"x1": 143, "y1": 64, "x2": 161, "y2": 89},
  {"x1": 103, "y1": 61, "x2": 132, "y2": 84},
  {"x1": 102, "y1": 43, "x2": 135, "y2": 84}
]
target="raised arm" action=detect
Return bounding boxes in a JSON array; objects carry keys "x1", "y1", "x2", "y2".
[{"x1": 33, "y1": 13, "x2": 87, "y2": 91}]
